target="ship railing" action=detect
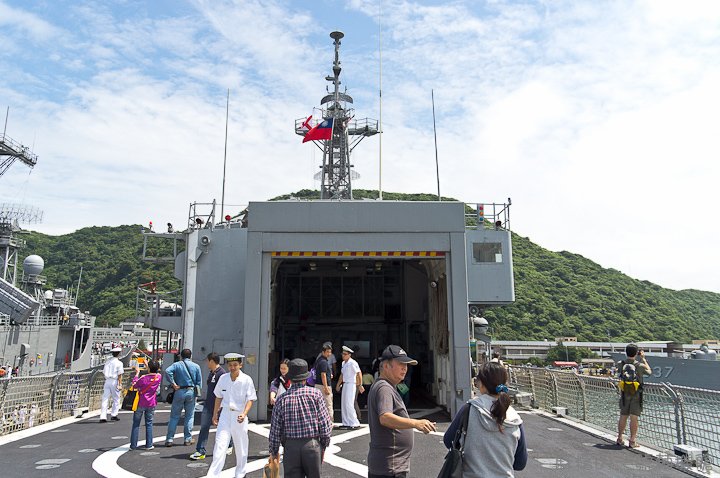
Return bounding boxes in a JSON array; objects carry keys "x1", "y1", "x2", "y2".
[
  {"x1": 508, "y1": 365, "x2": 720, "y2": 467},
  {"x1": 0, "y1": 133, "x2": 39, "y2": 166},
  {"x1": 464, "y1": 200, "x2": 511, "y2": 231},
  {"x1": 188, "y1": 200, "x2": 216, "y2": 230},
  {"x1": 0, "y1": 368, "x2": 136, "y2": 436}
]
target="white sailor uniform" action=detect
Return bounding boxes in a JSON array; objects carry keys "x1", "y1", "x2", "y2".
[
  {"x1": 206, "y1": 370, "x2": 257, "y2": 477},
  {"x1": 100, "y1": 355, "x2": 124, "y2": 420},
  {"x1": 340, "y1": 357, "x2": 361, "y2": 427}
]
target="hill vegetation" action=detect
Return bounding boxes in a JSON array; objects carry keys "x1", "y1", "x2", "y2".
[{"x1": 21, "y1": 191, "x2": 720, "y2": 342}]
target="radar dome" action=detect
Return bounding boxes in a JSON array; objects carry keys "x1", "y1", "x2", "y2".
[{"x1": 23, "y1": 255, "x2": 45, "y2": 276}]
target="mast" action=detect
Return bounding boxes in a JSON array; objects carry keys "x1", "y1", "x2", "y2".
[{"x1": 295, "y1": 32, "x2": 378, "y2": 200}]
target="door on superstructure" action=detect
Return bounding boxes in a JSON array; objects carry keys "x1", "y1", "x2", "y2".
[{"x1": 268, "y1": 256, "x2": 449, "y2": 411}]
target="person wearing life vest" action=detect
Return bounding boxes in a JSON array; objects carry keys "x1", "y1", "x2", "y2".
[{"x1": 616, "y1": 343, "x2": 651, "y2": 448}]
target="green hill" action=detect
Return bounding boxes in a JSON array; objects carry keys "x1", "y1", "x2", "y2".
[{"x1": 21, "y1": 191, "x2": 720, "y2": 342}]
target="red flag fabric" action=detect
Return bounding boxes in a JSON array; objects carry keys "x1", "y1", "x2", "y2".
[
  {"x1": 301, "y1": 115, "x2": 312, "y2": 131},
  {"x1": 303, "y1": 118, "x2": 334, "y2": 143}
]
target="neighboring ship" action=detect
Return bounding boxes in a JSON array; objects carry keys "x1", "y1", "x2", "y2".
[
  {"x1": 0, "y1": 226, "x2": 96, "y2": 374},
  {"x1": 609, "y1": 345, "x2": 719, "y2": 390},
  {"x1": 1, "y1": 131, "x2": 139, "y2": 375}
]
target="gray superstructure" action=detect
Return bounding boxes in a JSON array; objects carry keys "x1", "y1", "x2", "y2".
[{"x1": 145, "y1": 32, "x2": 516, "y2": 420}]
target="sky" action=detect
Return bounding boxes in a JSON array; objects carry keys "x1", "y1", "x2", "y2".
[{"x1": 0, "y1": 0, "x2": 718, "y2": 294}]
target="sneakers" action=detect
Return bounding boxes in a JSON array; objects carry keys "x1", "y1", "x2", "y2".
[
  {"x1": 189, "y1": 452, "x2": 206, "y2": 460},
  {"x1": 99, "y1": 419, "x2": 107, "y2": 423},
  {"x1": 226, "y1": 447, "x2": 233, "y2": 456},
  {"x1": 110, "y1": 416, "x2": 120, "y2": 421},
  {"x1": 146, "y1": 445, "x2": 155, "y2": 450},
  {"x1": 165, "y1": 441, "x2": 173, "y2": 447},
  {"x1": 184, "y1": 439, "x2": 195, "y2": 446}
]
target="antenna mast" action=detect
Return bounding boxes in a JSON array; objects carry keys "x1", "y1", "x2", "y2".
[
  {"x1": 294, "y1": 32, "x2": 378, "y2": 199},
  {"x1": 0, "y1": 203, "x2": 43, "y2": 286},
  {"x1": 220, "y1": 89, "x2": 230, "y2": 222}
]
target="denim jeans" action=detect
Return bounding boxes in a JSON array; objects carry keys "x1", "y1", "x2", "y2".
[
  {"x1": 165, "y1": 388, "x2": 196, "y2": 443},
  {"x1": 130, "y1": 406, "x2": 155, "y2": 449},
  {"x1": 196, "y1": 403, "x2": 233, "y2": 454}
]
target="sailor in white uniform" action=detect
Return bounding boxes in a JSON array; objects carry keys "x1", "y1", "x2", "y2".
[
  {"x1": 100, "y1": 347, "x2": 124, "y2": 422},
  {"x1": 207, "y1": 352, "x2": 257, "y2": 478},
  {"x1": 336, "y1": 345, "x2": 363, "y2": 428}
]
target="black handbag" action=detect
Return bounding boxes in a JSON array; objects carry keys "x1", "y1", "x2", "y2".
[
  {"x1": 165, "y1": 390, "x2": 175, "y2": 404},
  {"x1": 122, "y1": 389, "x2": 139, "y2": 411},
  {"x1": 437, "y1": 402, "x2": 471, "y2": 478}
]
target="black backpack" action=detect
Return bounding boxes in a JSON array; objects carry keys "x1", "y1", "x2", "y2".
[{"x1": 618, "y1": 361, "x2": 640, "y2": 395}]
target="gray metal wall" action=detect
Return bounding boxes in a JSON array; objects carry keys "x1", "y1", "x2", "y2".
[
  {"x1": 243, "y1": 201, "x2": 472, "y2": 419},
  {"x1": 465, "y1": 228, "x2": 515, "y2": 304},
  {"x1": 184, "y1": 227, "x2": 248, "y2": 360},
  {"x1": 183, "y1": 201, "x2": 514, "y2": 420}
]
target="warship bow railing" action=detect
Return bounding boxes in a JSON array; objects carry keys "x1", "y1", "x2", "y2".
[
  {"x1": 508, "y1": 365, "x2": 720, "y2": 467},
  {"x1": 0, "y1": 368, "x2": 135, "y2": 435}
]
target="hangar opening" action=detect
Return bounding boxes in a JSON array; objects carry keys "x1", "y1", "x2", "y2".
[{"x1": 268, "y1": 255, "x2": 451, "y2": 408}]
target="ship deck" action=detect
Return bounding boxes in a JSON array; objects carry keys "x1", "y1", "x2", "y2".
[{"x1": 0, "y1": 402, "x2": 703, "y2": 478}]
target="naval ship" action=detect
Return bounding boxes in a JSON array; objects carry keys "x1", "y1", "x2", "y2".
[
  {"x1": 140, "y1": 31, "x2": 515, "y2": 419},
  {"x1": 0, "y1": 134, "x2": 136, "y2": 376},
  {"x1": 609, "y1": 345, "x2": 719, "y2": 390}
]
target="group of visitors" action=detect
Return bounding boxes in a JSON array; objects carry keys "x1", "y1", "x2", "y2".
[{"x1": 94, "y1": 339, "x2": 650, "y2": 478}]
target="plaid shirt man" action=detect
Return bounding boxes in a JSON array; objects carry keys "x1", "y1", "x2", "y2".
[{"x1": 269, "y1": 382, "x2": 333, "y2": 455}]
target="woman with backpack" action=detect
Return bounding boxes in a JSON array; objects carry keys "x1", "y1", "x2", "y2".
[
  {"x1": 129, "y1": 359, "x2": 162, "y2": 450},
  {"x1": 443, "y1": 362, "x2": 527, "y2": 477}
]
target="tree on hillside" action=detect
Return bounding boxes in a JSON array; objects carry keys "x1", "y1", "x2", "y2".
[{"x1": 546, "y1": 344, "x2": 597, "y2": 364}]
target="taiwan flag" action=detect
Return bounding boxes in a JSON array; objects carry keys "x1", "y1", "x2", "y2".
[{"x1": 303, "y1": 118, "x2": 334, "y2": 143}]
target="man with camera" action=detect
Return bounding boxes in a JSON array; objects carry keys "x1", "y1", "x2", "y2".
[{"x1": 616, "y1": 343, "x2": 651, "y2": 448}]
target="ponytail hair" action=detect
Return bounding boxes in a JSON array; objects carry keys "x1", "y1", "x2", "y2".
[{"x1": 476, "y1": 362, "x2": 512, "y2": 431}]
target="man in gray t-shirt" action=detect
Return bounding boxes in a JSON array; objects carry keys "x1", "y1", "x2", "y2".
[{"x1": 367, "y1": 345, "x2": 436, "y2": 478}]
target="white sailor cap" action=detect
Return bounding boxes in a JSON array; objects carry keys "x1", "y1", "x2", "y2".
[
  {"x1": 342, "y1": 346, "x2": 354, "y2": 354},
  {"x1": 111, "y1": 347, "x2": 122, "y2": 353},
  {"x1": 224, "y1": 353, "x2": 245, "y2": 362}
]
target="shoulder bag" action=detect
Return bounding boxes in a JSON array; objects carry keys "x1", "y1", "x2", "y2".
[
  {"x1": 123, "y1": 374, "x2": 160, "y2": 411},
  {"x1": 437, "y1": 402, "x2": 471, "y2": 478},
  {"x1": 181, "y1": 360, "x2": 202, "y2": 397}
]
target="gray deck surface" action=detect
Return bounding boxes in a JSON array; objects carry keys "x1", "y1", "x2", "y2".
[{"x1": 0, "y1": 403, "x2": 693, "y2": 477}]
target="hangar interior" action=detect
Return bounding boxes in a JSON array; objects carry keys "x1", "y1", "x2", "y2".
[{"x1": 269, "y1": 256, "x2": 450, "y2": 406}]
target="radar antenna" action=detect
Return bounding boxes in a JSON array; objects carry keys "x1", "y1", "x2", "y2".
[
  {"x1": 1, "y1": 108, "x2": 39, "y2": 178},
  {"x1": 294, "y1": 32, "x2": 378, "y2": 199},
  {"x1": 0, "y1": 203, "x2": 43, "y2": 286}
]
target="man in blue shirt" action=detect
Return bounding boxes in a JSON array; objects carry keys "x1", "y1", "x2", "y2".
[{"x1": 164, "y1": 348, "x2": 202, "y2": 446}]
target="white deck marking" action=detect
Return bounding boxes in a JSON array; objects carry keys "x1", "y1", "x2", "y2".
[
  {"x1": 19, "y1": 444, "x2": 42, "y2": 448},
  {"x1": 36, "y1": 459, "x2": 71, "y2": 465},
  {"x1": 91, "y1": 408, "x2": 445, "y2": 477},
  {"x1": 35, "y1": 458, "x2": 70, "y2": 469},
  {"x1": 0, "y1": 410, "x2": 102, "y2": 446},
  {"x1": 78, "y1": 448, "x2": 99, "y2": 453}
]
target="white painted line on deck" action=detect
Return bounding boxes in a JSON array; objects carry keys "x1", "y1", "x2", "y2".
[{"x1": 0, "y1": 409, "x2": 101, "y2": 446}]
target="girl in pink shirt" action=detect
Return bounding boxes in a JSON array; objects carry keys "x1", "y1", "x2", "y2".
[{"x1": 130, "y1": 359, "x2": 162, "y2": 450}]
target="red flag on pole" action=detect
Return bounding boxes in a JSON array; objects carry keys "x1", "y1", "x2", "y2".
[{"x1": 303, "y1": 118, "x2": 334, "y2": 143}]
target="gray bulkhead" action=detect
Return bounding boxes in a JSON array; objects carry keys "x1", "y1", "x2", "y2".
[{"x1": 182, "y1": 200, "x2": 513, "y2": 421}]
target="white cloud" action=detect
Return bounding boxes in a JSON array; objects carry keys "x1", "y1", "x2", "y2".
[{"x1": 1, "y1": 0, "x2": 718, "y2": 293}]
